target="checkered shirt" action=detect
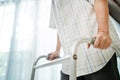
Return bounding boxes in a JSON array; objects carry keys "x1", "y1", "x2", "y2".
[{"x1": 49, "y1": 0, "x2": 120, "y2": 76}]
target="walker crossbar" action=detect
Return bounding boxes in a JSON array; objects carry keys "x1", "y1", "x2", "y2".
[{"x1": 34, "y1": 56, "x2": 70, "y2": 69}]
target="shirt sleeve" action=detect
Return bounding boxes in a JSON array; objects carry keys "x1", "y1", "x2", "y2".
[{"x1": 49, "y1": 1, "x2": 57, "y2": 29}]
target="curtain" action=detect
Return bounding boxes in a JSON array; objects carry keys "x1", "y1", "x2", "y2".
[{"x1": 0, "y1": 0, "x2": 61, "y2": 80}]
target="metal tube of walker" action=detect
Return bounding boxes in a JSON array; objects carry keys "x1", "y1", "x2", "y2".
[{"x1": 69, "y1": 37, "x2": 91, "y2": 80}]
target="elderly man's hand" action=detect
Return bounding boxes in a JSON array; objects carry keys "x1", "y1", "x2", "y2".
[
  {"x1": 47, "y1": 51, "x2": 60, "y2": 61},
  {"x1": 94, "y1": 32, "x2": 112, "y2": 49}
]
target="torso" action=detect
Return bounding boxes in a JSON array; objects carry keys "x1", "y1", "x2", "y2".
[{"x1": 52, "y1": 0, "x2": 120, "y2": 76}]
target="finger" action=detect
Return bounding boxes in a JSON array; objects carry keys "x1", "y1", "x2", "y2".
[
  {"x1": 94, "y1": 36, "x2": 100, "y2": 48},
  {"x1": 99, "y1": 37, "x2": 106, "y2": 49},
  {"x1": 47, "y1": 53, "x2": 53, "y2": 60},
  {"x1": 100, "y1": 40, "x2": 106, "y2": 49}
]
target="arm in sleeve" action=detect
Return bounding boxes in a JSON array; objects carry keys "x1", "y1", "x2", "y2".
[{"x1": 49, "y1": 1, "x2": 57, "y2": 29}]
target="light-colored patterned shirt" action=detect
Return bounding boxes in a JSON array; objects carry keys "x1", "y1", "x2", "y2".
[{"x1": 49, "y1": 0, "x2": 120, "y2": 76}]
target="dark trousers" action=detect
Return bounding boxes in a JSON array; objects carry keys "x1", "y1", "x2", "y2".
[{"x1": 61, "y1": 53, "x2": 120, "y2": 80}]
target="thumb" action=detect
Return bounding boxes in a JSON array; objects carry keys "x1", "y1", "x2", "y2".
[
  {"x1": 94, "y1": 35, "x2": 100, "y2": 48},
  {"x1": 47, "y1": 53, "x2": 53, "y2": 60}
]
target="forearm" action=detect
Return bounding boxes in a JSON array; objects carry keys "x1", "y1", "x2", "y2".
[
  {"x1": 94, "y1": 0, "x2": 109, "y2": 34},
  {"x1": 55, "y1": 34, "x2": 61, "y2": 53}
]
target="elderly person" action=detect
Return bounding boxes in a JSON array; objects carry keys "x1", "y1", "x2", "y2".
[{"x1": 48, "y1": 0, "x2": 120, "y2": 80}]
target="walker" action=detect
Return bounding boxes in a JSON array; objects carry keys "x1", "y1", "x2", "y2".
[{"x1": 30, "y1": 37, "x2": 120, "y2": 80}]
